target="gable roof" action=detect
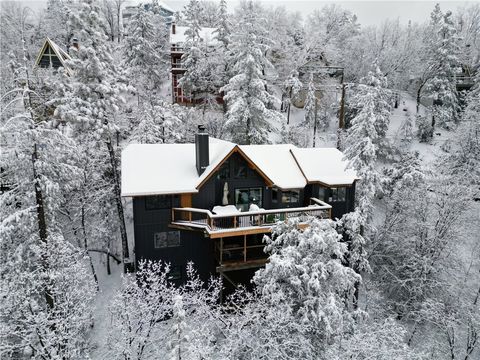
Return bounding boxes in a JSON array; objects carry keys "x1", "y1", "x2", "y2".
[
  {"x1": 121, "y1": 139, "x2": 358, "y2": 197},
  {"x1": 290, "y1": 148, "x2": 358, "y2": 186},
  {"x1": 239, "y1": 144, "x2": 306, "y2": 189},
  {"x1": 34, "y1": 38, "x2": 72, "y2": 75}
]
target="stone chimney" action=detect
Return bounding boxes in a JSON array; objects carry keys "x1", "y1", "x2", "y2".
[{"x1": 195, "y1": 125, "x2": 209, "y2": 175}]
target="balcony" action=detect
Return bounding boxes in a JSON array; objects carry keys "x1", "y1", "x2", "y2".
[{"x1": 170, "y1": 198, "x2": 332, "y2": 238}]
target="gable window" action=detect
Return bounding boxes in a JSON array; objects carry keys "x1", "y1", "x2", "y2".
[
  {"x1": 330, "y1": 187, "x2": 346, "y2": 202},
  {"x1": 235, "y1": 188, "x2": 262, "y2": 212},
  {"x1": 233, "y1": 162, "x2": 247, "y2": 178},
  {"x1": 282, "y1": 190, "x2": 300, "y2": 204},
  {"x1": 154, "y1": 231, "x2": 181, "y2": 248},
  {"x1": 217, "y1": 161, "x2": 230, "y2": 179},
  {"x1": 145, "y1": 195, "x2": 171, "y2": 210}
]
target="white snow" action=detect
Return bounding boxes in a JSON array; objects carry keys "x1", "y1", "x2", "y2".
[
  {"x1": 170, "y1": 26, "x2": 218, "y2": 46},
  {"x1": 121, "y1": 138, "x2": 235, "y2": 196},
  {"x1": 122, "y1": 139, "x2": 358, "y2": 196},
  {"x1": 240, "y1": 144, "x2": 307, "y2": 189},
  {"x1": 291, "y1": 147, "x2": 358, "y2": 186},
  {"x1": 212, "y1": 205, "x2": 241, "y2": 215}
]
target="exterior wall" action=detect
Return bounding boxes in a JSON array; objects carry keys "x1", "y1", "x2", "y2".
[
  {"x1": 131, "y1": 150, "x2": 357, "y2": 286},
  {"x1": 132, "y1": 196, "x2": 214, "y2": 284}
]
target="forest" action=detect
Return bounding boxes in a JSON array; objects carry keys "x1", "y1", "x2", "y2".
[{"x1": 0, "y1": 0, "x2": 479, "y2": 359}]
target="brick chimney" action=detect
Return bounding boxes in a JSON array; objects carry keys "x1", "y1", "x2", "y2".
[{"x1": 195, "y1": 125, "x2": 209, "y2": 175}]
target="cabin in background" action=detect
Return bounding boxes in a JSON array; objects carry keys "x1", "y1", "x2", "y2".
[
  {"x1": 169, "y1": 23, "x2": 221, "y2": 105},
  {"x1": 122, "y1": 126, "x2": 358, "y2": 291}
]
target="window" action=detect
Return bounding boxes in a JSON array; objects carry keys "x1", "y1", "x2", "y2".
[
  {"x1": 145, "y1": 195, "x2": 171, "y2": 210},
  {"x1": 271, "y1": 188, "x2": 278, "y2": 203},
  {"x1": 282, "y1": 190, "x2": 300, "y2": 203},
  {"x1": 233, "y1": 162, "x2": 247, "y2": 178},
  {"x1": 154, "y1": 231, "x2": 181, "y2": 248},
  {"x1": 330, "y1": 187, "x2": 346, "y2": 202},
  {"x1": 217, "y1": 161, "x2": 230, "y2": 179},
  {"x1": 317, "y1": 187, "x2": 327, "y2": 201},
  {"x1": 235, "y1": 188, "x2": 262, "y2": 212}
]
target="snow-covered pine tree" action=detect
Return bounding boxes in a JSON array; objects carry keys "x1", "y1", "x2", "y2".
[
  {"x1": 254, "y1": 218, "x2": 360, "y2": 351},
  {"x1": 178, "y1": 0, "x2": 204, "y2": 102},
  {"x1": 213, "y1": 0, "x2": 231, "y2": 113},
  {"x1": 0, "y1": 35, "x2": 95, "y2": 359},
  {"x1": 129, "y1": 102, "x2": 184, "y2": 144},
  {"x1": 123, "y1": 3, "x2": 168, "y2": 98},
  {"x1": 341, "y1": 66, "x2": 391, "y2": 304},
  {"x1": 221, "y1": 0, "x2": 282, "y2": 144},
  {"x1": 425, "y1": 5, "x2": 460, "y2": 128},
  {"x1": 215, "y1": 0, "x2": 230, "y2": 50},
  {"x1": 52, "y1": 0, "x2": 132, "y2": 271},
  {"x1": 302, "y1": 73, "x2": 318, "y2": 145}
]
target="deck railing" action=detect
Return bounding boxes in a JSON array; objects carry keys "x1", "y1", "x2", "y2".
[{"x1": 171, "y1": 198, "x2": 332, "y2": 233}]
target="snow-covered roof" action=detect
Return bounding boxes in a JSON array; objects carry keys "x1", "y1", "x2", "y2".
[
  {"x1": 122, "y1": 138, "x2": 358, "y2": 197},
  {"x1": 239, "y1": 144, "x2": 307, "y2": 189},
  {"x1": 170, "y1": 26, "x2": 218, "y2": 45},
  {"x1": 291, "y1": 148, "x2": 358, "y2": 186},
  {"x1": 121, "y1": 138, "x2": 235, "y2": 196}
]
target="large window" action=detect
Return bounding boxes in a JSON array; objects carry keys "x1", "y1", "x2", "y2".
[
  {"x1": 282, "y1": 190, "x2": 300, "y2": 204},
  {"x1": 145, "y1": 195, "x2": 171, "y2": 210},
  {"x1": 154, "y1": 231, "x2": 181, "y2": 248},
  {"x1": 235, "y1": 188, "x2": 262, "y2": 212},
  {"x1": 330, "y1": 187, "x2": 346, "y2": 202},
  {"x1": 233, "y1": 162, "x2": 247, "y2": 178},
  {"x1": 216, "y1": 161, "x2": 230, "y2": 179}
]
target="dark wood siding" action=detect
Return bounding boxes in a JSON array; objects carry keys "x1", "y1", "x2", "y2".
[{"x1": 133, "y1": 196, "x2": 214, "y2": 283}]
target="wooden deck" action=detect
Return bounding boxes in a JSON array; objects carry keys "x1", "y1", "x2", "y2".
[{"x1": 170, "y1": 198, "x2": 332, "y2": 238}]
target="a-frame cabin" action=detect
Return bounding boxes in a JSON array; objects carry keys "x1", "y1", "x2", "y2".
[{"x1": 34, "y1": 37, "x2": 72, "y2": 74}]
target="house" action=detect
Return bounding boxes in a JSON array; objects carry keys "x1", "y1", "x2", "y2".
[
  {"x1": 34, "y1": 37, "x2": 72, "y2": 75},
  {"x1": 122, "y1": 0, "x2": 174, "y2": 36},
  {"x1": 169, "y1": 23, "x2": 220, "y2": 105},
  {"x1": 121, "y1": 126, "x2": 358, "y2": 289}
]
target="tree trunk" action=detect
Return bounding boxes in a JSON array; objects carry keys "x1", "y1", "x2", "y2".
[
  {"x1": 105, "y1": 138, "x2": 130, "y2": 272},
  {"x1": 81, "y1": 173, "x2": 99, "y2": 290},
  {"x1": 416, "y1": 81, "x2": 425, "y2": 114},
  {"x1": 32, "y1": 143, "x2": 55, "y2": 309}
]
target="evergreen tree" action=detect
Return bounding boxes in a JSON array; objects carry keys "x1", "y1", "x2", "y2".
[
  {"x1": 123, "y1": 4, "x2": 168, "y2": 97},
  {"x1": 222, "y1": 0, "x2": 282, "y2": 144},
  {"x1": 254, "y1": 218, "x2": 360, "y2": 352},
  {"x1": 52, "y1": 0, "x2": 131, "y2": 270},
  {"x1": 0, "y1": 33, "x2": 95, "y2": 359},
  {"x1": 303, "y1": 73, "x2": 317, "y2": 145},
  {"x1": 178, "y1": 0, "x2": 203, "y2": 100},
  {"x1": 425, "y1": 6, "x2": 460, "y2": 128}
]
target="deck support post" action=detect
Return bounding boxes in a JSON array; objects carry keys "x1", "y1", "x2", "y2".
[{"x1": 244, "y1": 235, "x2": 247, "y2": 262}]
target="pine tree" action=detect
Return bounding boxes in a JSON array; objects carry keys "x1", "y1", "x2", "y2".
[
  {"x1": 222, "y1": 0, "x2": 282, "y2": 144},
  {"x1": 0, "y1": 31, "x2": 95, "y2": 358},
  {"x1": 425, "y1": 6, "x2": 460, "y2": 128},
  {"x1": 254, "y1": 218, "x2": 360, "y2": 351},
  {"x1": 178, "y1": 0, "x2": 204, "y2": 101},
  {"x1": 303, "y1": 73, "x2": 318, "y2": 145},
  {"x1": 52, "y1": 0, "x2": 132, "y2": 271},
  {"x1": 123, "y1": 4, "x2": 168, "y2": 97}
]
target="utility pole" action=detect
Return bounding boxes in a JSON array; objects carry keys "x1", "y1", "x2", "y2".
[{"x1": 339, "y1": 83, "x2": 346, "y2": 129}]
